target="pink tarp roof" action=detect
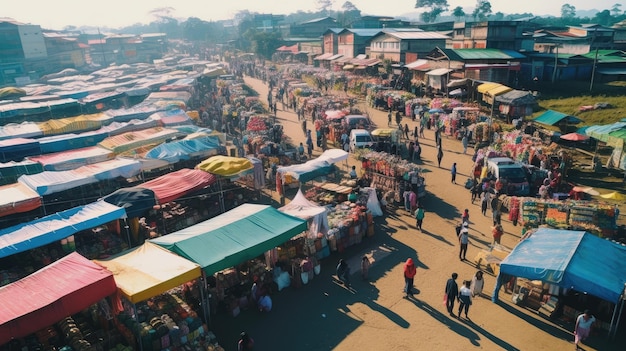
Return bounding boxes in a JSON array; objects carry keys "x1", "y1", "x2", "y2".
[
  {"x1": 0, "y1": 252, "x2": 117, "y2": 344},
  {"x1": 140, "y1": 168, "x2": 217, "y2": 204},
  {"x1": 28, "y1": 146, "x2": 114, "y2": 171}
]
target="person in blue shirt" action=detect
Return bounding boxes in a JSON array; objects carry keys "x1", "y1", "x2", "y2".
[{"x1": 349, "y1": 165, "x2": 357, "y2": 179}]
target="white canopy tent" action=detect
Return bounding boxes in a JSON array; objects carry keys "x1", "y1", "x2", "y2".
[{"x1": 279, "y1": 189, "x2": 329, "y2": 238}]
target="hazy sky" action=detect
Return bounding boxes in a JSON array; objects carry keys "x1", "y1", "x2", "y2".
[{"x1": 4, "y1": 0, "x2": 618, "y2": 29}]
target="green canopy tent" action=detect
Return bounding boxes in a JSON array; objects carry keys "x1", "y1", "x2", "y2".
[{"x1": 150, "y1": 204, "x2": 307, "y2": 275}]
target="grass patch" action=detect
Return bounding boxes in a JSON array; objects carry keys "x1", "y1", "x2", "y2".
[{"x1": 532, "y1": 81, "x2": 626, "y2": 126}]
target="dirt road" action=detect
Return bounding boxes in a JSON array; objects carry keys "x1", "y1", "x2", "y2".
[{"x1": 210, "y1": 76, "x2": 621, "y2": 351}]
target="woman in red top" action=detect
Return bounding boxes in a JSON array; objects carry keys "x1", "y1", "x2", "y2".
[
  {"x1": 403, "y1": 258, "x2": 417, "y2": 297},
  {"x1": 492, "y1": 224, "x2": 504, "y2": 245}
]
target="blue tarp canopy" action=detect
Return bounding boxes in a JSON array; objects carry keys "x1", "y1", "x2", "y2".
[
  {"x1": 102, "y1": 187, "x2": 156, "y2": 218},
  {"x1": 584, "y1": 122, "x2": 626, "y2": 143},
  {"x1": 0, "y1": 201, "x2": 127, "y2": 258},
  {"x1": 38, "y1": 130, "x2": 110, "y2": 154},
  {"x1": 499, "y1": 228, "x2": 626, "y2": 303},
  {"x1": 151, "y1": 204, "x2": 307, "y2": 275},
  {"x1": 0, "y1": 138, "x2": 41, "y2": 162},
  {"x1": 533, "y1": 110, "x2": 582, "y2": 126},
  {"x1": 145, "y1": 136, "x2": 222, "y2": 164}
]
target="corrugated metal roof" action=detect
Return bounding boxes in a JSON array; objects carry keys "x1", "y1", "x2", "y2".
[
  {"x1": 341, "y1": 28, "x2": 383, "y2": 37},
  {"x1": 426, "y1": 68, "x2": 453, "y2": 76},
  {"x1": 386, "y1": 31, "x2": 449, "y2": 40},
  {"x1": 404, "y1": 59, "x2": 429, "y2": 70},
  {"x1": 453, "y1": 49, "x2": 526, "y2": 60}
]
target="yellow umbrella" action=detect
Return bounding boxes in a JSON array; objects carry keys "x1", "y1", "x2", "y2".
[{"x1": 599, "y1": 192, "x2": 626, "y2": 200}]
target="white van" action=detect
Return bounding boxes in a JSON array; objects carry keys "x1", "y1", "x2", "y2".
[
  {"x1": 487, "y1": 157, "x2": 530, "y2": 196},
  {"x1": 349, "y1": 129, "x2": 374, "y2": 152}
]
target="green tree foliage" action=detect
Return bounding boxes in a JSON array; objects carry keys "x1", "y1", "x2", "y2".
[
  {"x1": 337, "y1": 1, "x2": 361, "y2": 27},
  {"x1": 611, "y1": 3, "x2": 622, "y2": 17},
  {"x1": 415, "y1": 0, "x2": 449, "y2": 23},
  {"x1": 561, "y1": 4, "x2": 576, "y2": 19},
  {"x1": 317, "y1": 0, "x2": 335, "y2": 15},
  {"x1": 472, "y1": 0, "x2": 492, "y2": 21},
  {"x1": 243, "y1": 29, "x2": 283, "y2": 60},
  {"x1": 593, "y1": 9, "x2": 613, "y2": 25},
  {"x1": 452, "y1": 6, "x2": 466, "y2": 21}
]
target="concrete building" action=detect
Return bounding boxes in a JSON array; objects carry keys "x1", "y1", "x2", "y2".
[
  {"x1": 368, "y1": 31, "x2": 449, "y2": 63},
  {"x1": 533, "y1": 24, "x2": 615, "y2": 55},
  {"x1": 0, "y1": 18, "x2": 48, "y2": 85},
  {"x1": 449, "y1": 20, "x2": 536, "y2": 52},
  {"x1": 290, "y1": 17, "x2": 338, "y2": 39},
  {"x1": 337, "y1": 28, "x2": 382, "y2": 58}
]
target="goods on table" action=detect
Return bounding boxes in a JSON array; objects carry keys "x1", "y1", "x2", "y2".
[{"x1": 358, "y1": 151, "x2": 426, "y2": 202}]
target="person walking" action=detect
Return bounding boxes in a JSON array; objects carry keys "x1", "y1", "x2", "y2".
[
  {"x1": 361, "y1": 256, "x2": 371, "y2": 281},
  {"x1": 413, "y1": 126, "x2": 418, "y2": 139},
  {"x1": 491, "y1": 224, "x2": 504, "y2": 245},
  {"x1": 574, "y1": 310, "x2": 596, "y2": 350},
  {"x1": 238, "y1": 332, "x2": 255, "y2": 351},
  {"x1": 336, "y1": 259, "x2": 351, "y2": 287},
  {"x1": 415, "y1": 206, "x2": 425, "y2": 231},
  {"x1": 458, "y1": 222, "x2": 469, "y2": 261},
  {"x1": 403, "y1": 188, "x2": 412, "y2": 212},
  {"x1": 451, "y1": 162, "x2": 457, "y2": 184},
  {"x1": 444, "y1": 273, "x2": 459, "y2": 317},
  {"x1": 403, "y1": 258, "x2": 417, "y2": 297},
  {"x1": 404, "y1": 123, "x2": 410, "y2": 140},
  {"x1": 461, "y1": 209, "x2": 470, "y2": 225},
  {"x1": 470, "y1": 271, "x2": 485, "y2": 297},
  {"x1": 462, "y1": 133, "x2": 468, "y2": 154},
  {"x1": 437, "y1": 144, "x2": 444, "y2": 168},
  {"x1": 481, "y1": 191, "x2": 491, "y2": 216},
  {"x1": 457, "y1": 280, "x2": 473, "y2": 319},
  {"x1": 492, "y1": 207, "x2": 502, "y2": 226},
  {"x1": 387, "y1": 110, "x2": 392, "y2": 127}
]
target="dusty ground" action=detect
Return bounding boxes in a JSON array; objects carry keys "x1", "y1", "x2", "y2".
[{"x1": 210, "y1": 76, "x2": 624, "y2": 351}]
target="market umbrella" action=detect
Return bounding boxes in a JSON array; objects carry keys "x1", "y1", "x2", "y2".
[
  {"x1": 428, "y1": 108, "x2": 444, "y2": 114},
  {"x1": 560, "y1": 133, "x2": 589, "y2": 142},
  {"x1": 599, "y1": 192, "x2": 626, "y2": 200},
  {"x1": 571, "y1": 186, "x2": 599, "y2": 196}
]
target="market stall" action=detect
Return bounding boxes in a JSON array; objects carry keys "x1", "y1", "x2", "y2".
[
  {"x1": 0, "y1": 182, "x2": 42, "y2": 219},
  {"x1": 0, "y1": 201, "x2": 127, "y2": 259},
  {"x1": 356, "y1": 151, "x2": 426, "y2": 203},
  {"x1": 495, "y1": 228, "x2": 626, "y2": 336},
  {"x1": 0, "y1": 252, "x2": 118, "y2": 346},
  {"x1": 93, "y1": 242, "x2": 220, "y2": 351},
  {"x1": 276, "y1": 149, "x2": 348, "y2": 194},
  {"x1": 514, "y1": 197, "x2": 618, "y2": 238},
  {"x1": 150, "y1": 204, "x2": 307, "y2": 277}
]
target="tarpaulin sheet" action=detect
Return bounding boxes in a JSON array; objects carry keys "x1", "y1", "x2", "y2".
[
  {"x1": 18, "y1": 158, "x2": 141, "y2": 196},
  {"x1": 98, "y1": 127, "x2": 181, "y2": 153},
  {"x1": 145, "y1": 136, "x2": 221, "y2": 164},
  {"x1": 0, "y1": 201, "x2": 126, "y2": 258},
  {"x1": 151, "y1": 204, "x2": 307, "y2": 275},
  {"x1": 0, "y1": 122, "x2": 43, "y2": 141},
  {"x1": 534, "y1": 110, "x2": 582, "y2": 126},
  {"x1": 105, "y1": 105, "x2": 163, "y2": 123},
  {"x1": 98, "y1": 118, "x2": 160, "y2": 137},
  {"x1": 140, "y1": 168, "x2": 217, "y2": 204},
  {"x1": 102, "y1": 187, "x2": 156, "y2": 218},
  {"x1": 0, "y1": 138, "x2": 41, "y2": 162},
  {"x1": 38, "y1": 130, "x2": 110, "y2": 154},
  {"x1": 38, "y1": 114, "x2": 107, "y2": 136},
  {"x1": 151, "y1": 109, "x2": 193, "y2": 127},
  {"x1": 499, "y1": 228, "x2": 626, "y2": 303},
  {"x1": 277, "y1": 150, "x2": 346, "y2": 183},
  {"x1": 29, "y1": 146, "x2": 115, "y2": 171},
  {"x1": 0, "y1": 182, "x2": 42, "y2": 218},
  {"x1": 195, "y1": 156, "x2": 253, "y2": 177},
  {"x1": 0, "y1": 252, "x2": 117, "y2": 344},
  {"x1": 94, "y1": 242, "x2": 201, "y2": 303},
  {"x1": 0, "y1": 160, "x2": 43, "y2": 185}
]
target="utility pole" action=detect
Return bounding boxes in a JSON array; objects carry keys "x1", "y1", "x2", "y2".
[
  {"x1": 551, "y1": 43, "x2": 559, "y2": 84},
  {"x1": 589, "y1": 29, "x2": 599, "y2": 93}
]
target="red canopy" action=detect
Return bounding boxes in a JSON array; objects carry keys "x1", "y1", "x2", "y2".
[
  {"x1": 140, "y1": 168, "x2": 216, "y2": 204},
  {"x1": 0, "y1": 252, "x2": 117, "y2": 344}
]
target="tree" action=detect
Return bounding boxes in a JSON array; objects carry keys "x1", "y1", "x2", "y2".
[
  {"x1": 317, "y1": 0, "x2": 335, "y2": 15},
  {"x1": 472, "y1": 0, "x2": 492, "y2": 21},
  {"x1": 611, "y1": 3, "x2": 622, "y2": 17},
  {"x1": 452, "y1": 6, "x2": 465, "y2": 21},
  {"x1": 415, "y1": 0, "x2": 449, "y2": 23},
  {"x1": 243, "y1": 29, "x2": 283, "y2": 59},
  {"x1": 561, "y1": 4, "x2": 576, "y2": 19},
  {"x1": 592, "y1": 9, "x2": 612, "y2": 26},
  {"x1": 337, "y1": 1, "x2": 361, "y2": 27}
]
